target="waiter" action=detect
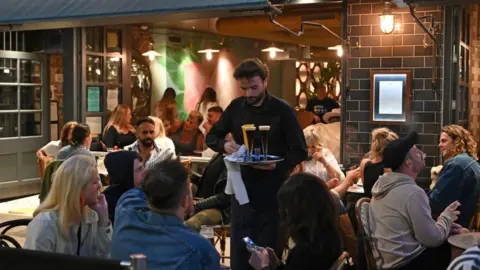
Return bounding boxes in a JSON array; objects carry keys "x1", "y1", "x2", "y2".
[{"x1": 206, "y1": 58, "x2": 307, "y2": 269}]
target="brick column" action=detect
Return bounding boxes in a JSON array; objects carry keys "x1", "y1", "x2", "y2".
[
  {"x1": 346, "y1": 0, "x2": 444, "y2": 186},
  {"x1": 469, "y1": 5, "x2": 480, "y2": 141}
]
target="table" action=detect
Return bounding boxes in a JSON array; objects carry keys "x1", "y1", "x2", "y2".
[
  {"x1": 347, "y1": 185, "x2": 365, "y2": 194},
  {"x1": 180, "y1": 156, "x2": 212, "y2": 174},
  {"x1": 448, "y1": 232, "x2": 480, "y2": 260}
]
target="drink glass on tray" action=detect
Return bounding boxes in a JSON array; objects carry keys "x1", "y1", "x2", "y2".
[
  {"x1": 242, "y1": 124, "x2": 256, "y2": 161},
  {"x1": 259, "y1": 125, "x2": 270, "y2": 160}
]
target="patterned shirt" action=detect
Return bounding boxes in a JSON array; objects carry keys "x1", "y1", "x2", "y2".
[
  {"x1": 127, "y1": 140, "x2": 173, "y2": 169},
  {"x1": 448, "y1": 245, "x2": 480, "y2": 270}
]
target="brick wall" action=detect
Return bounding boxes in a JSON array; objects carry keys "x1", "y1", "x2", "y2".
[
  {"x1": 345, "y1": 0, "x2": 443, "y2": 185},
  {"x1": 470, "y1": 5, "x2": 480, "y2": 141}
]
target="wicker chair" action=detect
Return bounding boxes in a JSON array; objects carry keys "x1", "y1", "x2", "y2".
[{"x1": 0, "y1": 218, "x2": 32, "y2": 248}]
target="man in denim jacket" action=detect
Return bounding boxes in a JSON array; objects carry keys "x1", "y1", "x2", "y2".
[
  {"x1": 111, "y1": 159, "x2": 220, "y2": 270},
  {"x1": 429, "y1": 125, "x2": 480, "y2": 227}
]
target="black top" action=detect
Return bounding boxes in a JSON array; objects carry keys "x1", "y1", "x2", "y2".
[
  {"x1": 206, "y1": 91, "x2": 307, "y2": 211},
  {"x1": 363, "y1": 161, "x2": 384, "y2": 198},
  {"x1": 306, "y1": 97, "x2": 339, "y2": 123},
  {"x1": 102, "y1": 126, "x2": 136, "y2": 149},
  {"x1": 170, "y1": 123, "x2": 202, "y2": 156}
]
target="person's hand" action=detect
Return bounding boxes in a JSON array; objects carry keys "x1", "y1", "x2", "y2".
[
  {"x1": 345, "y1": 168, "x2": 360, "y2": 185},
  {"x1": 248, "y1": 247, "x2": 270, "y2": 270},
  {"x1": 90, "y1": 194, "x2": 109, "y2": 227},
  {"x1": 450, "y1": 223, "x2": 463, "y2": 235},
  {"x1": 326, "y1": 178, "x2": 340, "y2": 189},
  {"x1": 313, "y1": 115, "x2": 321, "y2": 123},
  {"x1": 265, "y1": 247, "x2": 281, "y2": 269},
  {"x1": 312, "y1": 151, "x2": 326, "y2": 164},
  {"x1": 441, "y1": 201, "x2": 461, "y2": 222},
  {"x1": 203, "y1": 122, "x2": 212, "y2": 133},
  {"x1": 224, "y1": 140, "x2": 240, "y2": 154},
  {"x1": 251, "y1": 163, "x2": 276, "y2": 171}
]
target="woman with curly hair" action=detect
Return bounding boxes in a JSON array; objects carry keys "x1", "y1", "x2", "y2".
[{"x1": 429, "y1": 125, "x2": 480, "y2": 227}]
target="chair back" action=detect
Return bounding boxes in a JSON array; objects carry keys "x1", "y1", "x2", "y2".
[
  {"x1": 329, "y1": 251, "x2": 349, "y2": 270},
  {"x1": 0, "y1": 218, "x2": 32, "y2": 248},
  {"x1": 355, "y1": 198, "x2": 377, "y2": 270},
  {"x1": 39, "y1": 160, "x2": 64, "y2": 202},
  {"x1": 37, "y1": 157, "x2": 52, "y2": 181}
]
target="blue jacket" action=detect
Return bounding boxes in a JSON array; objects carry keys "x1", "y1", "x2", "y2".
[
  {"x1": 111, "y1": 188, "x2": 221, "y2": 270},
  {"x1": 429, "y1": 153, "x2": 480, "y2": 227}
]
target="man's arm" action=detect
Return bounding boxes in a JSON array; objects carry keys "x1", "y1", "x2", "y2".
[
  {"x1": 428, "y1": 161, "x2": 463, "y2": 219},
  {"x1": 205, "y1": 104, "x2": 233, "y2": 153},
  {"x1": 114, "y1": 188, "x2": 149, "y2": 223},
  {"x1": 278, "y1": 106, "x2": 308, "y2": 174}
]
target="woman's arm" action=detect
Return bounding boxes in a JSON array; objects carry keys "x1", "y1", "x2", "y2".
[
  {"x1": 102, "y1": 126, "x2": 118, "y2": 148},
  {"x1": 196, "y1": 133, "x2": 205, "y2": 152},
  {"x1": 317, "y1": 149, "x2": 344, "y2": 180}
]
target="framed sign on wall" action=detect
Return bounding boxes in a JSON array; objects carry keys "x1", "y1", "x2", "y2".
[{"x1": 370, "y1": 70, "x2": 411, "y2": 125}]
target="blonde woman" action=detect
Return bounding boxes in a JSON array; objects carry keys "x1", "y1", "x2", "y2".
[
  {"x1": 24, "y1": 155, "x2": 111, "y2": 257},
  {"x1": 301, "y1": 130, "x2": 345, "y2": 187},
  {"x1": 359, "y1": 127, "x2": 398, "y2": 197},
  {"x1": 103, "y1": 104, "x2": 136, "y2": 149}
]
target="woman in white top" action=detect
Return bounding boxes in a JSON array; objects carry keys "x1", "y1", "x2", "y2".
[
  {"x1": 195, "y1": 87, "x2": 219, "y2": 134},
  {"x1": 36, "y1": 121, "x2": 77, "y2": 161},
  {"x1": 150, "y1": 116, "x2": 175, "y2": 154},
  {"x1": 301, "y1": 130, "x2": 345, "y2": 188},
  {"x1": 24, "y1": 155, "x2": 111, "y2": 257}
]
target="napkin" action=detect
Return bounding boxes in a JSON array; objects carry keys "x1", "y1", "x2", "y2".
[{"x1": 224, "y1": 145, "x2": 249, "y2": 205}]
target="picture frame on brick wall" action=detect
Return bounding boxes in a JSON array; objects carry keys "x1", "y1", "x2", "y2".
[{"x1": 370, "y1": 70, "x2": 411, "y2": 125}]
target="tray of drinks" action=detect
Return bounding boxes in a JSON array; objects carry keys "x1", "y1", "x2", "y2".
[{"x1": 233, "y1": 154, "x2": 284, "y2": 165}]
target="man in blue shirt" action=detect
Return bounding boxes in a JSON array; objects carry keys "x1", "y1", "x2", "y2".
[{"x1": 111, "y1": 159, "x2": 220, "y2": 270}]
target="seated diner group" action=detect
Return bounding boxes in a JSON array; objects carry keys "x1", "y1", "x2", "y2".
[{"x1": 30, "y1": 59, "x2": 479, "y2": 270}]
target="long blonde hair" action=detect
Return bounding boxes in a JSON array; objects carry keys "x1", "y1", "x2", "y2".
[
  {"x1": 442, "y1": 125, "x2": 478, "y2": 159},
  {"x1": 368, "y1": 128, "x2": 398, "y2": 159},
  {"x1": 304, "y1": 129, "x2": 323, "y2": 148},
  {"x1": 103, "y1": 104, "x2": 133, "y2": 135},
  {"x1": 34, "y1": 155, "x2": 98, "y2": 237},
  {"x1": 149, "y1": 116, "x2": 166, "y2": 138}
]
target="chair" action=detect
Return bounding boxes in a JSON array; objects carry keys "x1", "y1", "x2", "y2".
[
  {"x1": 39, "y1": 160, "x2": 64, "y2": 202},
  {"x1": 0, "y1": 218, "x2": 32, "y2": 248},
  {"x1": 213, "y1": 225, "x2": 231, "y2": 263},
  {"x1": 329, "y1": 251, "x2": 349, "y2": 270},
  {"x1": 355, "y1": 198, "x2": 377, "y2": 270},
  {"x1": 37, "y1": 157, "x2": 52, "y2": 181}
]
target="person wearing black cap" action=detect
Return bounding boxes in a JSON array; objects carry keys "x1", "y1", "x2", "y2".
[{"x1": 368, "y1": 131, "x2": 463, "y2": 269}]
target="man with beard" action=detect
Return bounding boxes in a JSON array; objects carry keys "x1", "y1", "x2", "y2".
[
  {"x1": 127, "y1": 118, "x2": 172, "y2": 168},
  {"x1": 206, "y1": 58, "x2": 307, "y2": 270}
]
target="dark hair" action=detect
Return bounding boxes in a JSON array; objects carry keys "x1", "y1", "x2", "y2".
[
  {"x1": 233, "y1": 58, "x2": 269, "y2": 81},
  {"x1": 276, "y1": 173, "x2": 342, "y2": 258},
  {"x1": 208, "y1": 106, "x2": 223, "y2": 114},
  {"x1": 135, "y1": 118, "x2": 155, "y2": 128},
  {"x1": 71, "y1": 124, "x2": 91, "y2": 146},
  {"x1": 142, "y1": 159, "x2": 189, "y2": 211},
  {"x1": 59, "y1": 121, "x2": 77, "y2": 147},
  {"x1": 197, "y1": 88, "x2": 217, "y2": 109},
  {"x1": 163, "y1": 88, "x2": 176, "y2": 100}
]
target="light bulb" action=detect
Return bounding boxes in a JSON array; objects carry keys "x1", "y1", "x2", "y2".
[
  {"x1": 149, "y1": 54, "x2": 155, "y2": 61},
  {"x1": 380, "y1": 14, "x2": 395, "y2": 34},
  {"x1": 206, "y1": 51, "x2": 213, "y2": 60},
  {"x1": 269, "y1": 50, "x2": 276, "y2": 59},
  {"x1": 337, "y1": 46, "x2": 343, "y2": 57}
]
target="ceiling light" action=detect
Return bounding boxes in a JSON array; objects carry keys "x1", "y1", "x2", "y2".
[
  {"x1": 142, "y1": 50, "x2": 162, "y2": 61},
  {"x1": 198, "y1": 49, "x2": 220, "y2": 61},
  {"x1": 328, "y1": 45, "x2": 343, "y2": 57},
  {"x1": 262, "y1": 45, "x2": 284, "y2": 59}
]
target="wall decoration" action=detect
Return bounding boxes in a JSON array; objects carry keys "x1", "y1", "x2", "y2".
[{"x1": 370, "y1": 70, "x2": 411, "y2": 124}]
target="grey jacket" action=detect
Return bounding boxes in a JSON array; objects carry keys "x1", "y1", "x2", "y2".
[{"x1": 368, "y1": 172, "x2": 454, "y2": 269}]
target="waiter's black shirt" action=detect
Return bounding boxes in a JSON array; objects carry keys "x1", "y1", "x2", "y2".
[{"x1": 206, "y1": 92, "x2": 307, "y2": 211}]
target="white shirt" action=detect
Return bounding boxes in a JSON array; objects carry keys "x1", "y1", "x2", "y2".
[
  {"x1": 154, "y1": 137, "x2": 176, "y2": 155},
  {"x1": 40, "y1": 140, "x2": 62, "y2": 158},
  {"x1": 304, "y1": 148, "x2": 344, "y2": 181}
]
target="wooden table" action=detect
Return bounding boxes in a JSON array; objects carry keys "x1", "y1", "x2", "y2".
[{"x1": 448, "y1": 232, "x2": 480, "y2": 260}]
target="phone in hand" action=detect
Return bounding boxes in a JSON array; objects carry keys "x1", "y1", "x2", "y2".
[{"x1": 243, "y1": 237, "x2": 262, "y2": 251}]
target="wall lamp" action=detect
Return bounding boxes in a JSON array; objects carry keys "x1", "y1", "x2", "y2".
[{"x1": 380, "y1": 2, "x2": 396, "y2": 34}]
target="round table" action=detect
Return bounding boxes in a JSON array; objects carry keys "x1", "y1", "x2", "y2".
[{"x1": 448, "y1": 232, "x2": 480, "y2": 260}]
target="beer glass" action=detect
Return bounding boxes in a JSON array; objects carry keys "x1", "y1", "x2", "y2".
[
  {"x1": 259, "y1": 125, "x2": 270, "y2": 159},
  {"x1": 242, "y1": 124, "x2": 256, "y2": 161}
]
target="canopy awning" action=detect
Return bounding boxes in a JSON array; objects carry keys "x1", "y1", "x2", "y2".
[{"x1": 0, "y1": 0, "x2": 270, "y2": 25}]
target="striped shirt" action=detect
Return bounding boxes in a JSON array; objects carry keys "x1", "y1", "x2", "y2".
[{"x1": 448, "y1": 245, "x2": 480, "y2": 270}]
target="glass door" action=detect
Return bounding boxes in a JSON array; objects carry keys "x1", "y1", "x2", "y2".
[{"x1": 0, "y1": 50, "x2": 48, "y2": 199}]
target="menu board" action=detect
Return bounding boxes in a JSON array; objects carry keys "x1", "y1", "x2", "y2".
[{"x1": 87, "y1": 86, "x2": 101, "y2": 112}]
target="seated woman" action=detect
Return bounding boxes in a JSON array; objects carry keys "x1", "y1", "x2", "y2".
[
  {"x1": 37, "y1": 121, "x2": 77, "y2": 161},
  {"x1": 163, "y1": 103, "x2": 182, "y2": 136},
  {"x1": 299, "y1": 130, "x2": 345, "y2": 187},
  {"x1": 248, "y1": 173, "x2": 342, "y2": 270},
  {"x1": 170, "y1": 111, "x2": 204, "y2": 156},
  {"x1": 103, "y1": 151, "x2": 146, "y2": 225},
  {"x1": 149, "y1": 116, "x2": 176, "y2": 154},
  {"x1": 24, "y1": 155, "x2": 111, "y2": 257},
  {"x1": 102, "y1": 104, "x2": 136, "y2": 149},
  {"x1": 359, "y1": 127, "x2": 398, "y2": 197},
  {"x1": 57, "y1": 123, "x2": 95, "y2": 162}
]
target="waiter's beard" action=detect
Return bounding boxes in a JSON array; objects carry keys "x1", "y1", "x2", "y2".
[
  {"x1": 140, "y1": 138, "x2": 154, "y2": 148},
  {"x1": 245, "y1": 91, "x2": 265, "y2": 105}
]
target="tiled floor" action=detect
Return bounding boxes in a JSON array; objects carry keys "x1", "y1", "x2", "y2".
[{"x1": 0, "y1": 195, "x2": 231, "y2": 266}]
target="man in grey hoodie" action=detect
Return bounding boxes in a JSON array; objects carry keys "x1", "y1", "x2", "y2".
[{"x1": 368, "y1": 131, "x2": 462, "y2": 269}]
